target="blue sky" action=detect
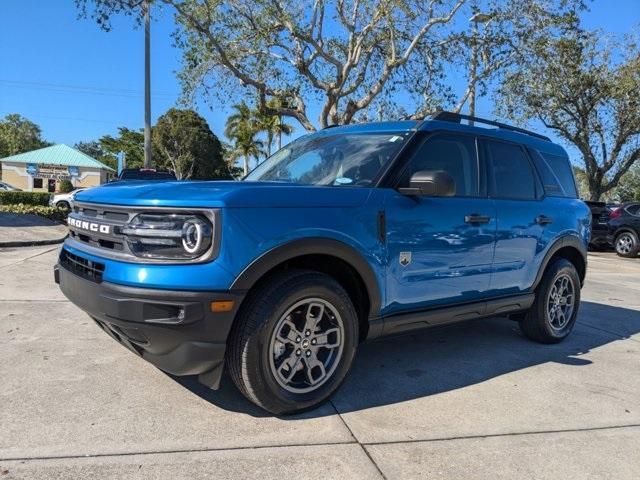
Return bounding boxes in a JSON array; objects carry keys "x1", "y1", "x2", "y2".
[{"x1": 0, "y1": 0, "x2": 638, "y2": 156}]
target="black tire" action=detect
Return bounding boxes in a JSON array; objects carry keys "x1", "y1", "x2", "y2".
[
  {"x1": 227, "y1": 269, "x2": 359, "y2": 415},
  {"x1": 519, "y1": 258, "x2": 581, "y2": 344},
  {"x1": 56, "y1": 201, "x2": 70, "y2": 210},
  {"x1": 614, "y1": 231, "x2": 639, "y2": 258}
]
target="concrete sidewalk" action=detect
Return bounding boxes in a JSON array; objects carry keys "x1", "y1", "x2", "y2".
[
  {"x1": 0, "y1": 212, "x2": 67, "y2": 247},
  {"x1": 0, "y1": 247, "x2": 638, "y2": 479}
]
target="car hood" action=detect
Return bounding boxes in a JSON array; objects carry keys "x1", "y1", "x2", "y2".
[{"x1": 74, "y1": 181, "x2": 371, "y2": 208}]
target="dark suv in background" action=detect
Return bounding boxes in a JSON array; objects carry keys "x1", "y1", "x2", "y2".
[
  {"x1": 608, "y1": 202, "x2": 640, "y2": 257},
  {"x1": 118, "y1": 168, "x2": 177, "y2": 181},
  {"x1": 585, "y1": 201, "x2": 617, "y2": 250}
]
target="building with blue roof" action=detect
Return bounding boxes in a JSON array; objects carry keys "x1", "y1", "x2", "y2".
[{"x1": 0, "y1": 144, "x2": 115, "y2": 192}]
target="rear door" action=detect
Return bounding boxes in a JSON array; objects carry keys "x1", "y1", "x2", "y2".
[
  {"x1": 483, "y1": 139, "x2": 549, "y2": 294},
  {"x1": 384, "y1": 132, "x2": 496, "y2": 314}
]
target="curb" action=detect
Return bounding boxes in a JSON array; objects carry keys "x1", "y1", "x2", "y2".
[{"x1": 0, "y1": 234, "x2": 67, "y2": 248}]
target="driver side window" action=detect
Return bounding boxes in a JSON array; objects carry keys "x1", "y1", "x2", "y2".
[{"x1": 400, "y1": 134, "x2": 479, "y2": 197}]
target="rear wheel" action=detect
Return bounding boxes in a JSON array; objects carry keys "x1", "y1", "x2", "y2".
[
  {"x1": 520, "y1": 258, "x2": 581, "y2": 344},
  {"x1": 228, "y1": 270, "x2": 358, "y2": 415},
  {"x1": 614, "y1": 231, "x2": 639, "y2": 258},
  {"x1": 56, "y1": 201, "x2": 70, "y2": 210}
]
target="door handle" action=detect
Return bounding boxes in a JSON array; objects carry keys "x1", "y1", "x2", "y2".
[
  {"x1": 535, "y1": 215, "x2": 553, "y2": 225},
  {"x1": 465, "y1": 214, "x2": 491, "y2": 224}
]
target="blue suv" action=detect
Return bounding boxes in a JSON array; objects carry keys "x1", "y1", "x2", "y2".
[{"x1": 55, "y1": 112, "x2": 590, "y2": 414}]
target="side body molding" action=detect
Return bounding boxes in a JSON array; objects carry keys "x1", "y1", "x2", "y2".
[{"x1": 230, "y1": 237, "x2": 383, "y2": 317}]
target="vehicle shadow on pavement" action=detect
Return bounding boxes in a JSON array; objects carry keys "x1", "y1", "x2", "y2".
[{"x1": 172, "y1": 300, "x2": 640, "y2": 418}]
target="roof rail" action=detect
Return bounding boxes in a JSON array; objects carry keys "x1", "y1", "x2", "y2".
[{"x1": 430, "y1": 111, "x2": 550, "y2": 141}]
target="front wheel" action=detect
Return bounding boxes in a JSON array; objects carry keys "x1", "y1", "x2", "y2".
[
  {"x1": 520, "y1": 258, "x2": 581, "y2": 344},
  {"x1": 614, "y1": 231, "x2": 639, "y2": 258},
  {"x1": 228, "y1": 270, "x2": 358, "y2": 415}
]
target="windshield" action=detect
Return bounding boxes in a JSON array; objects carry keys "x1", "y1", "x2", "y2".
[{"x1": 244, "y1": 132, "x2": 410, "y2": 186}]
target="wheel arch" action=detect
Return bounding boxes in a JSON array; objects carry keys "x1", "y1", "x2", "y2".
[
  {"x1": 230, "y1": 238, "x2": 382, "y2": 341},
  {"x1": 613, "y1": 227, "x2": 638, "y2": 239},
  {"x1": 532, "y1": 235, "x2": 587, "y2": 290}
]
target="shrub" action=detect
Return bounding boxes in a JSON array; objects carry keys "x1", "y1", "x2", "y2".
[
  {"x1": 58, "y1": 179, "x2": 74, "y2": 193},
  {"x1": 0, "y1": 191, "x2": 51, "y2": 206},
  {"x1": 0, "y1": 204, "x2": 68, "y2": 222}
]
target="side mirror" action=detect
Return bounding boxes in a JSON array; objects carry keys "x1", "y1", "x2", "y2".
[{"x1": 399, "y1": 170, "x2": 456, "y2": 197}]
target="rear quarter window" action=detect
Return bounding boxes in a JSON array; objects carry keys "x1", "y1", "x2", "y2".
[
  {"x1": 531, "y1": 150, "x2": 578, "y2": 198},
  {"x1": 626, "y1": 204, "x2": 640, "y2": 216}
]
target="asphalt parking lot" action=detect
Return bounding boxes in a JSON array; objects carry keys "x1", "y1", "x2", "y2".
[{"x1": 1, "y1": 246, "x2": 639, "y2": 479}]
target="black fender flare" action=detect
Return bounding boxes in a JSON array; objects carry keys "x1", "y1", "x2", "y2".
[
  {"x1": 229, "y1": 237, "x2": 382, "y2": 316},
  {"x1": 532, "y1": 235, "x2": 587, "y2": 290}
]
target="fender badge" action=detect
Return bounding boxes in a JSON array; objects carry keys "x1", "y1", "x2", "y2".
[{"x1": 399, "y1": 251, "x2": 412, "y2": 267}]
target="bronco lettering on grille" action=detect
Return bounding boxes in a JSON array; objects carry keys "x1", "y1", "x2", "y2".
[{"x1": 68, "y1": 217, "x2": 111, "y2": 234}]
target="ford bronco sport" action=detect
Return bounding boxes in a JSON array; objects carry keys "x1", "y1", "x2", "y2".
[{"x1": 55, "y1": 112, "x2": 590, "y2": 414}]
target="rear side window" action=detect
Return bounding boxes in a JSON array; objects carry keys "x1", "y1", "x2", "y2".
[
  {"x1": 486, "y1": 141, "x2": 536, "y2": 200},
  {"x1": 400, "y1": 134, "x2": 479, "y2": 197},
  {"x1": 532, "y1": 151, "x2": 578, "y2": 198},
  {"x1": 626, "y1": 204, "x2": 640, "y2": 216}
]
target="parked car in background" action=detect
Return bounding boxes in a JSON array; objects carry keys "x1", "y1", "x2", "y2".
[
  {"x1": 585, "y1": 201, "x2": 615, "y2": 250},
  {"x1": 0, "y1": 181, "x2": 21, "y2": 191},
  {"x1": 55, "y1": 112, "x2": 590, "y2": 415},
  {"x1": 118, "y1": 168, "x2": 177, "y2": 181},
  {"x1": 50, "y1": 188, "x2": 87, "y2": 210},
  {"x1": 607, "y1": 202, "x2": 640, "y2": 257}
]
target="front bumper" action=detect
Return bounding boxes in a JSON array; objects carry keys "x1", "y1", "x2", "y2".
[{"x1": 54, "y1": 261, "x2": 244, "y2": 389}]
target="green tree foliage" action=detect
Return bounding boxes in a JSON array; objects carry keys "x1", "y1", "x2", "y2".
[
  {"x1": 74, "y1": 140, "x2": 105, "y2": 160},
  {"x1": 254, "y1": 98, "x2": 294, "y2": 157},
  {"x1": 224, "y1": 103, "x2": 265, "y2": 175},
  {"x1": 74, "y1": 140, "x2": 117, "y2": 170},
  {"x1": 610, "y1": 164, "x2": 640, "y2": 203},
  {"x1": 498, "y1": 30, "x2": 640, "y2": 201},
  {"x1": 0, "y1": 114, "x2": 50, "y2": 158},
  {"x1": 99, "y1": 127, "x2": 146, "y2": 169},
  {"x1": 153, "y1": 108, "x2": 232, "y2": 179},
  {"x1": 76, "y1": 1, "x2": 585, "y2": 132},
  {"x1": 57, "y1": 179, "x2": 75, "y2": 194}
]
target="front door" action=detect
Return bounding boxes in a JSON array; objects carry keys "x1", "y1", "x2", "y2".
[{"x1": 384, "y1": 133, "x2": 496, "y2": 315}]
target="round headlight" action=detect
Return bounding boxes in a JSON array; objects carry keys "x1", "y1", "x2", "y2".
[
  {"x1": 182, "y1": 218, "x2": 205, "y2": 254},
  {"x1": 123, "y1": 213, "x2": 213, "y2": 260}
]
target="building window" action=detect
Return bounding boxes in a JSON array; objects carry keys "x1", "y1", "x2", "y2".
[{"x1": 33, "y1": 178, "x2": 43, "y2": 189}]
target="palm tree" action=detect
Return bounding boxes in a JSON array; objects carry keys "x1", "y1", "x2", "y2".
[
  {"x1": 225, "y1": 103, "x2": 263, "y2": 175},
  {"x1": 229, "y1": 133, "x2": 265, "y2": 176},
  {"x1": 273, "y1": 113, "x2": 294, "y2": 152},
  {"x1": 254, "y1": 99, "x2": 294, "y2": 158}
]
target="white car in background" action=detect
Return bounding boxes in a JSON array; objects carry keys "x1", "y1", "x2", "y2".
[
  {"x1": 50, "y1": 188, "x2": 87, "y2": 210},
  {"x1": 0, "y1": 181, "x2": 20, "y2": 191}
]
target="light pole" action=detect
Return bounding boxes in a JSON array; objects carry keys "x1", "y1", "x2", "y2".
[
  {"x1": 468, "y1": 11, "x2": 492, "y2": 126},
  {"x1": 143, "y1": 0, "x2": 152, "y2": 168}
]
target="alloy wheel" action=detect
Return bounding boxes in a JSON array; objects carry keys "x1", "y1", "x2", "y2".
[
  {"x1": 268, "y1": 298, "x2": 344, "y2": 394},
  {"x1": 616, "y1": 233, "x2": 634, "y2": 255},
  {"x1": 546, "y1": 273, "x2": 575, "y2": 330}
]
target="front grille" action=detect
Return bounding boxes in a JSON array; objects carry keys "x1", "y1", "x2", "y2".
[
  {"x1": 60, "y1": 249, "x2": 105, "y2": 283},
  {"x1": 69, "y1": 230, "x2": 126, "y2": 251},
  {"x1": 66, "y1": 201, "x2": 218, "y2": 264},
  {"x1": 68, "y1": 202, "x2": 134, "y2": 254}
]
